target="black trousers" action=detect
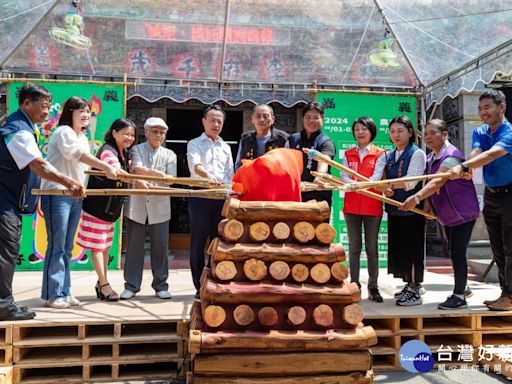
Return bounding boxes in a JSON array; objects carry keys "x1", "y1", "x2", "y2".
[
  {"x1": 0, "y1": 211, "x2": 22, "y2": 316},
  {"x1": 483, "y1": 188, "x2": 512, "y2": 295},
  {"x1": 445, "y1": 220, "x2": 475, "y2": 295},
  {"x1": 188, "y1": 198, "x2": 224, "y2": 291}
]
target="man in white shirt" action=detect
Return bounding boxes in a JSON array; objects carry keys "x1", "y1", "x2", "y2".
[
  {"x1": 0, "y1": 83, "x2": 84, "y2": 321},
  {"x1": 187, "y1": 105, "x2": 234, "y2": 299},
  {"x1": 121, "y1": 117, "x2": 177, "y2": 300}
]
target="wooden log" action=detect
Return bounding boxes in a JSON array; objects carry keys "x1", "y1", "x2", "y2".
[
  {"x1": 191, "y1": 372, "x2": 374, "y2": 384},
  {"x1": 269, "y1": 261, "x2": 290, "y2": 281},
  {"x1": 315, "y1": 223, "x2": 337, "y2": 244},
  {"x1": 208, "y1": 238, "x2": 346, "y2": 264},
  {"x1": 258, "y1": 307, "x2": 279, "y2": 327},
  {"x1": 215, "y1": 261, "x2": 237, "y2": 281},
  {"x1": 331, "y1": 262, "x2": 349, "y2": 282},
  {"x1": 286, "y1": 306, "x2": 307, "y2": 326},
  {"x1": 249, "y1": 222, "x2": 271, "y2": 242},
  {"x1": 203, "y1": 305, "x2": 226, "y2": 328},
  {"x1": 291, "y1": 263, "x2": 309, "y2": 282},
  {"x1": 193, "y1": 351, "x2": 372, "y2": 375},
  {"x1": 222, "y1": 198, "x2": 331, "y2": 221},
  {"x1": 233, "y1": 305, "x2": 255, "y2": 326},
  {"x1": 272, "y1": 222, "x2": 290, "y2": 241},
  {"x1": 243, "y1": 258, "x2": 267, "y2": 281},
  {"x1": 293, "y1": 221, "x2": 315, "y2": 243},
  {"x1": 202, "y1": 278, "x2": 361, "y2": 305},
  {"x1": 188, "y1": 327, "x2": 378, "y2": 354},
  {"x1": 310, "y1": 263, "x2": 331, "y2": 284},
  {"x1": 218, "y1": 219, "x2": 244, "y2": 242},
  {"x1": 313, "y1": 304, "x2": 334, "y2": 327},
  {"x1": 343, "y1": 304, "x2": 364, "y2": 326}
]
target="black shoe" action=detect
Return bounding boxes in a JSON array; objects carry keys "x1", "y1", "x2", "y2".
[
  {"x1": 194, "y1": 291, "x2": 200, "y2": 301},
  {"x1": 464, "y1": 287, "x2": 473, "y2": 298},
  {"x1": 0, "y1": 308, "x2": 36, "y2": 321},
  {"x1": 438, "y1": 295, "x2": 467, "y2": 310},
  {"x1": 369, "y1": 287, "x2": 383, "y2": 303}
]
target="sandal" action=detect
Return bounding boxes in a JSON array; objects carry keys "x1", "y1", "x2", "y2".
[{"x1": 99, "y1": 283, "x2": 119, "y2": 302}]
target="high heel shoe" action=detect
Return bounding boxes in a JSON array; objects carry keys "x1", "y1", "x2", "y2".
[
  {"x1": 99, "y1": 283, "x2": 119, "y2": 302},
  {"x1": 94, "y1": 281, "x2": 100, "y2": 299}
]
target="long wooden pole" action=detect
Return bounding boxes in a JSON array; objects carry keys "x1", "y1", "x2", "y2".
[
  {"x1": 311, "y1": 172, "x2": 436, "y2": 220},
  {"x1": 85, "y1": 170, "x2": 224, "y2": 189},
  {"x1": 32, "y1": 188, "x2": 230, "y2": 200},
  {"x1": 339, "y1": 172, "x2": 451, "y2": 192}
]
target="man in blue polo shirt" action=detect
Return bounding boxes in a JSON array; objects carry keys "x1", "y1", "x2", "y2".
[{"x1": 450, "y1": 89, "x2": 512, "y2": 310}]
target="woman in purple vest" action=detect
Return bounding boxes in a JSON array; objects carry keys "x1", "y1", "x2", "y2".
[{"x1": 401, "y1": 119, "x2": 480, "y2": 310}]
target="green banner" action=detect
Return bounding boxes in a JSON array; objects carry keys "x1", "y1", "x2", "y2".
[
  {"x1": 8, "y1": 81, "x2": 125, "y2": 271},
  {"x1": 318, "y1": 92, "x2": 417, "y2": 267}
]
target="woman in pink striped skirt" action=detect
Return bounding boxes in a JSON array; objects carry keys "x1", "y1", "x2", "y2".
[{"x1": 77, "y1": 118, "x2": 137, "y2": 301}]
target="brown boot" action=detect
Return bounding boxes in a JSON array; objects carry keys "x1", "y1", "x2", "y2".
[
  {"x1": 484, "y1": 297, "x2": 502, "y2": 306},
  {"x1": 488, "y1": 296, "x2": 512, "y2": 311}
]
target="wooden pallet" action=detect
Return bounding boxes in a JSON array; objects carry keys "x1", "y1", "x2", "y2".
[
  {"x1": 363, "y1": 311, "x2": 512, "y2": 371},
  {"x1": 4, "y1": 319, "x2": 188, "y2": 384}
]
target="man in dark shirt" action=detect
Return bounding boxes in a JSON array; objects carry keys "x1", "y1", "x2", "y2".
[{"x1": 289, "y1": 102, "x2": 336, "y2": 208}]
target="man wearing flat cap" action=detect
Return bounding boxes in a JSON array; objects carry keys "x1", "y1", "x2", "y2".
[{"x1": 121, "y1": 117, "x2": 177, "y2": 300}]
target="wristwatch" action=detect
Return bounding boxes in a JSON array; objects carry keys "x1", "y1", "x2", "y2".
[
  {"x1": 460, "y1": 163, "x2": 469, "y2": 173},
  {"x1": 414, "y1": 195, "x2": 421, "y2": 205}
]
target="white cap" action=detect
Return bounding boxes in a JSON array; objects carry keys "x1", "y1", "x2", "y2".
[{"x1": 144, "y1": 117, "x2": 168, "y2": 130}]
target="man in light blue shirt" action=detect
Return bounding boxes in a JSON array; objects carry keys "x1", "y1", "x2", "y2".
[
  {"x1": 450, "y1": 89, "x2": 512, "y2": 310},
  {"x1": 187, "y1": 105, "x2": 233, "y2": 299}
]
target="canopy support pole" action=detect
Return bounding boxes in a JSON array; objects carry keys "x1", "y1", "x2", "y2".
[{"x1": 218, "y1": 0, "x2": 232, "y2": 85}]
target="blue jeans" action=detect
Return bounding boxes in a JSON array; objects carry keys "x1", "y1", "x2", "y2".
[{"x1": 41, "y1": 195, "x2": 83, "y2": 300}]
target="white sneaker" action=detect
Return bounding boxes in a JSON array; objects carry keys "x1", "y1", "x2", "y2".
[
  {"x1": 156, "y1": 290, "x2": 172, "y2": 300},
  {"x1": 65, "y1": 295, "x2": 81, "y2": 306},
  {"x1": 46, "y1": 297, "x2": 71, "y2": 309},
  {"x1": 120, "y1": 289, "x2": 135, "y2": 300}
]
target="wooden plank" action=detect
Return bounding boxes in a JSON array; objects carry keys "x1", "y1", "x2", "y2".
[
  {"x1": 202, "y1": 278, "x2": 360, "y2": 305},
  {"x1": 191, "y1": 371, "x2": 374, "y2": 384},
  {"x1": 189, "y1": 327, "x2": 377, "y2": 354},
  {"x1": 193, "y1": 351, "x2": 371, "y2": 376}
]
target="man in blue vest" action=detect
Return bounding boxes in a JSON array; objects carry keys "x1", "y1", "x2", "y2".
[
  {"x1": 0, "y1": 83, "x2": 85, "y2": 321},
  {"x1": 450, "y1": 89, "x2": 512, "y2": 311}
]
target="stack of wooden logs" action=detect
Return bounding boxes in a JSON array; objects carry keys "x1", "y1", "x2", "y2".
[{"x1": 188, "y1": 199, "x2": 376, "y2": 384}]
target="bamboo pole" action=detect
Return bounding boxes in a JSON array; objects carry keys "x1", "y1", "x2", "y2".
[
  {"x1": 300, "y1": 181, "x2": 335, "y2": 192},
  {"x1": 339, "y1": 172, "x2": 451, "y2": 192},
  {"x1": 32, "y1": 188, "x2": 230, "y2": 200},
  {"x1": 85, "y1": 170, "x2": 224, "y2": 189},
  {"x1": 1, "y1": 77, "x2": 136, "y2": 86},
  {"x1": 311, "y1": 172, "x2": 436, "y2": 220}
]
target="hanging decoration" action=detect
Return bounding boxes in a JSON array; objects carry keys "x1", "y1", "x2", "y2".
[
  {"x1": 368, "y1": 38, "x2": 402, "y2": 69},
  {"x1": 49, "y1": 0, "x2": 91, "y2": 50}
]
